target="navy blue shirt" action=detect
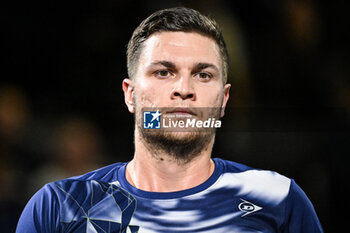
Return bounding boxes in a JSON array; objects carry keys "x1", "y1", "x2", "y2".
[{"x1": 16, "y1": 158, "x2": 323, "y2": 232}]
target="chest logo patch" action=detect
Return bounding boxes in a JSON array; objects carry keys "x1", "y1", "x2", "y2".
[{"x1": 238, "y1": 199, "x2": 263, "y2": 217}]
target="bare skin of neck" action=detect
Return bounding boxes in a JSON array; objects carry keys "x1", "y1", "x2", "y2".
[{"x1": 125, "y1": 129, "x2": 215, "y2": 192}]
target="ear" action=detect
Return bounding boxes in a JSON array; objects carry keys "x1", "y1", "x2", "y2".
[
  {"x1": 220, "y1": 83, "x2": 231, "y2": 118},
  {"x1": 122, "y1": 78, "x2": 135, "y2": 113}
]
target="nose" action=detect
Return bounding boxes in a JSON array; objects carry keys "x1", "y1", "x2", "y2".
[{"x1": 171, "y1": 76, "x2": 196, "y2": 101}]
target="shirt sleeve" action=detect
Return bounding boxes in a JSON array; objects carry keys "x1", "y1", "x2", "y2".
[
  {"x1": 282, "y1": 179, "x2": 324, "y2": 233},
  {"x1": 16, "y1": 183, "x2": 60, "y2": 233}
]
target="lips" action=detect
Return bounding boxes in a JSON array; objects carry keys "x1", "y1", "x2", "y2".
[{"x1": 166, "y1": 107, "x2": 196, "y2": 116}]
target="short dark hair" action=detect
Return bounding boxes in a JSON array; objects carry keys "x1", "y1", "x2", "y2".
[{"x1": 126, "y1": 7, "x2": 229, "y2": 83}]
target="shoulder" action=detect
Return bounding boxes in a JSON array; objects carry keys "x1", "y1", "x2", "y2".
[
  {"x1": 45, "y1": 161, "x2": 128, "y2": 210},
  {"x1": 281, "y1": 179, "x2": 324, "y2": 232},
  {"x1": 214, "y1": 158, "x2": 291, "y2": 205},
  {"x1": 16, "y1": 162, "x2": 128, "y2": 232},
  {"x1": 212, "y1": 158, "x2": 323, "y2": 232}
]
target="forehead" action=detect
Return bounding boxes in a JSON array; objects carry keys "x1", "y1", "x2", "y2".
[{"x1": 139, "y1": 31, "x2": 221, "y2": 68}]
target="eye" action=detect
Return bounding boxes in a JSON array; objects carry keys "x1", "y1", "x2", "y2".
[
  {"x1": 196, "y1": 72, "x2": 212, "y2": 81},
  {"x1": 155, "y1": 70, "x2": 171, "y2": 78}
]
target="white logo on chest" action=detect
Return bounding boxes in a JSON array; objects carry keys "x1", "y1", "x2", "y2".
[{"x1": 238, "y1": 199, "x2": 263, "y2": 217}]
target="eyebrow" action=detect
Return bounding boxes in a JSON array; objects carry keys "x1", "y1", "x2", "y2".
[
  {"x1": 150, "y1": 61, "x2": 176, "y2": 69},
  {"x1": 193, "y1": 62, "x2": 219, "y2": 73},
  {"x1": 149, "y1": 61, "x2": 219, "y2": 73}
]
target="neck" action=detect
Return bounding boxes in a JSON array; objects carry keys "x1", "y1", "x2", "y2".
[{"x1": 125, "y1": 129, "x2": 215, "y2": 192}]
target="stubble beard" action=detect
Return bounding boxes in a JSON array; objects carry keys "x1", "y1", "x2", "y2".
[
  {"x1": 135, "y1": 105, "x2": 218, "y2": 165},
  {"x1": 138, "y1": 127, "x2": 215, "y2": 164}
]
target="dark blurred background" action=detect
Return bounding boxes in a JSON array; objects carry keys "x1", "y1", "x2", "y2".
[{"x1": 1, "y1": 0, "x2": 349, "y2": 232}]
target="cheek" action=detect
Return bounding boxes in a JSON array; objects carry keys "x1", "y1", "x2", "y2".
[
  {"x1": 198, "y1": 87, "x2": 224, "y2": 107},
  {"x1": 134, "y1": 84, "x2": 159, "y2": 108},
  {"x1": 134, "y1": 77, "x2": 172, "y2": 107}
]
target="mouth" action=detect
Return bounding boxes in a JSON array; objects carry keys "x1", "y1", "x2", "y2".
[{"x1": 165, "y1": 108, "x2": 196, "y2": 117}]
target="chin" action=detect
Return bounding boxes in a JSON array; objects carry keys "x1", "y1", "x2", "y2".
[{"x1": 161, "y1": 131, "x2": 203, "y2": 143}]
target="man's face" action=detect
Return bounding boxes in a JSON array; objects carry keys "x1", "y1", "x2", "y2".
[
  {"x1": 124, "y1": 31, "x2": 230, "y2": 115},
  {"x1": 122, "y1": 31, "x2": 230, "y2": 161}
]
